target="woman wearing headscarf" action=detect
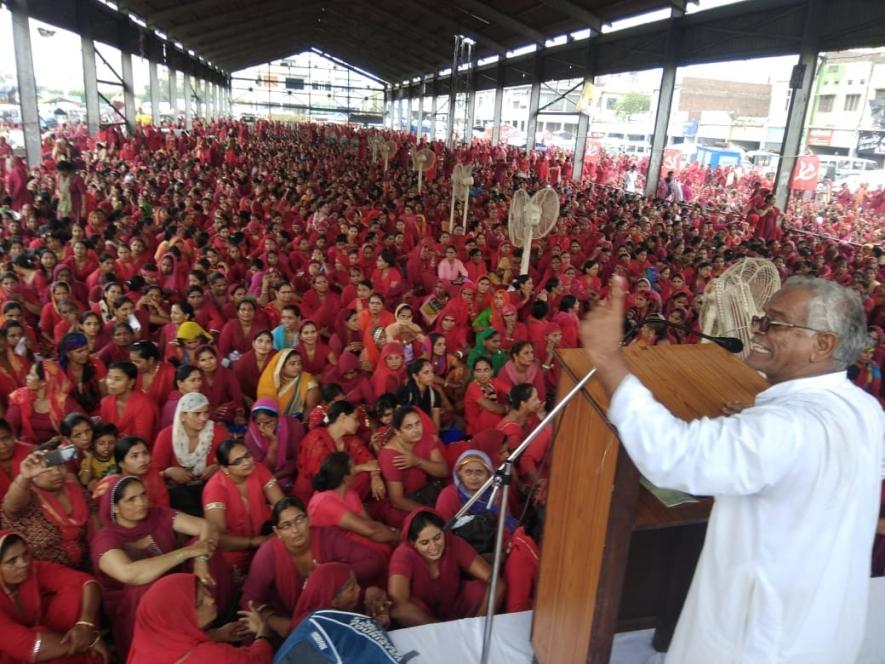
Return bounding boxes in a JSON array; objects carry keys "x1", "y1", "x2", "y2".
[
  {"x1": 0, "y1": 531, "x2": 108, "y2": 664},
  {"x1": 371, "y1": 342, "x2": 407, "y2": 398},
  {"x1": 465, "y1": 327, "x2": 507, "y2": 376},
  {"x1": 233, "y1": 330, "x2": 275, "y2": 408},
  {"x1": 152, "y1": 392, "x2": 227, "y2": 516},
  {"x1": 329, "y1": 308, "x2": 364, "y2": 357},
  {"x1": 463, "y1": 356, "x2": 507, "y2": 437},
  {"x1": 90, "y1": 475, "x2": 227, "y2": 656},
  {"x1": 128, "y1": 573, "x2": 271, "y2": 664},
  {"x1": 203, "y1": 439, "x2": 285, "y2": 576},
  {"x1": 256, "y1": 348, "x2": 319, "y2": 419},
  {"x1": 241, "y1": 497, "x2": 387, "y2": 639},
  {"x1": 57, "y1": 332, "x2": 106, "y2": 415},
  {"x1": 290, "y1": 563, "x2": 362, "y2": 627},
  {"x1": 494, "y1": 341, "x2": 547, "y2": 398},
  {"x1": 294, "y1": 401, "x2": 380, "y2": 504},
  {"x1": 0, "y1": 327, "x2": 30, "y2": 407},
  {"x1": 1, "y1": 445, "x2": 96, "y2": 570},
  {"x1": 322, "y1": 352, "x2": 375, "y2": 406},
  {"x1": 6, "y1": 361, "x2": 75, "y2": 444},
  {"x1": 244, "y1": 398, "x2": 302, "y2": 492},
  {"x1": 93, "y1": 436, "x2": 169, "y2": 509},
  {"x1": 388, "y1": 508, "x2": 502, "y2": 626},
  {"x1": 194, "y1": 345, "x2": 244, "y2": 424}
]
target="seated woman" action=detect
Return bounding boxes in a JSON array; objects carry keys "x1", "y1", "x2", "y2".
[
  {"x1": 466, "y1": 328, "x2": 507, "y2": 376},
  {"x1": 244, "y1": 398, "x2": 302, "y2": 493},
  {"x1": 295, "y1": 320, "x2": 336, "y2": 377},
  {"x1": 377, "y1": 407, "x2": 449, "y2": 528},
  {"x1": 96, "y1": 322, "x2": 135, "y2": 366},
  {"x1": 291, "y1": 562, "x2": 391, "y2": 630},
  {"x1": 160, "y1": 363, "x2": 203, "y2": 429},
  {"x1": 58, "y1": 333, "x2": 105, "y2": 416},
  {"x1": 388, "y1": 508, "x2": 503, "y2": 626},
  {"x1": 306, "y1": 382, "x2": 346, "y2": 430},
  {"x1": 397, "y1": 358, "x2": 450, "y2": 433},
  {"x1": 0, "y1": 531, "x2": 108, "y2": 664},
  {"x1": 241, "y1": 497, "x2": 387, "y2": 639},
  {"x1": 202, "y1": 439, "x2": 285, "y2": 576},
  {"x1": 494, "y1": 341, "x2": 547, "y2": 400},
  {"x1": 7, "y1": 361, "x2": 75, "y2": 444},
  {"x1": 257, "y1": 348, "x2": 319, "y2": 419},
  {"x1": 1, "y1": 445, "x2": 96, "y2": 570},
  {"x1": 93, "y1": 436, "x2": 169, "y2": 508},
  {"x1": 308, "y1": 452, "x2": 399, "y2": 558},
  {"x1": 90, "y1": 475, "x2": 228, "y2": 656},
  {"x1": 195, "y1": 345, "x2": 244, "y2": 425},
  {"x1": 435, "y1": 450, "x2": 516, "y2": 555},
  {"x1": 99, "y1": 361, "x2": 158, "y2": 443},
  {"x1": 60, "y1": 413, "x2": 95, "y2": 475},
  {"x1": 463, "y1": 356, "x2": 507, "y2": 436},
  {"x1": 232, "y1": 330, "x2": 274, "y2": 408},
  {"x1": 371, "y1": 343, "x2": 406, "y2": 398},
  {"x1": 295, "y1": 401, "x2": 380, "y2": 503},
  {"x1": 321, "y1": 352, "x2": 375, "y2": 406},
  {"x1": 152, "y1": 393, "x2": 227, "y2": 516},
  {"x1": 495, "y1": 383, "x2": 552, "y2": 497},
  {"x1": 129, "y1": 340, "x2": 176, "y2": 409},
  {"x1": 128, "y1": 573, "x2": 271, "y2": 664},
  {"x1": 504, "y1": 510, "x2": 543, "y2": 613},
  {"x1": 0, "y1": 419, "x2": 32, "y2": 502}
]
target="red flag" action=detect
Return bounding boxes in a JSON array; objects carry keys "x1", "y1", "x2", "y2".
[{"x1": 790, "y1": 155, "x2": 819, "y2": 191}]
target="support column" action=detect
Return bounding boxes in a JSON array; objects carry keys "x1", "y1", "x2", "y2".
[
  {"x1": 417, "y1": 84, "x2": 426, "y2": 139},
  {"x1": 573, "y1": 39, "x2": 597, "y2": 184},
  {"x1": 430, "y1": 86, "x2": 439, "y2": 142},
  {"x1": 121, "y1": 51, "x2": 136, "y2": 134},
  {"x1": 491, "y1": 61, "x2": 505, "y2": 146},
  {"x1": 149, "y1": 60, "x2": 160, "y2": 126},
  {"x1": 774, "y1": 0, "x2": 821, "y2": 211},
  {"x1": 183, "y1": 72, "x2": 192, "y2": 129},
  {"x1": 79, "y1": 33, "x2": 100, "y2": 134},
  {"x1": 9, "y1": 0, "x2": 40, "y2": 167},
  {"x1": 446, "y1": 78, "x2": 456, "y2": 148},
  {"x1": 168, "y1": 70, "x2": 177, "y2": 121},
  {"x1": 465, "y1": 60, "x2": 478, "y2": 143},
  {"x1": 407, "y1": 96, "x2": 413, "y2": 135},
  {"x1": 645, "y1": 9, "x2": 682, "y2": 197},
  {"x1": 195, "y1": 79, "x2": 203, "y2": 118},
  {"x1": 525, "y1": 53, "x2": 543, "y2": 152}
]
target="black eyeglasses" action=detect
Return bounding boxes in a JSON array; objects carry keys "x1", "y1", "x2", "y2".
[
  {"x1": 228, "y1": 451, "x2": 253, "y2": 467},
  {"x1": 752, "y1": 315, "x2": 823, "y2": 334}
]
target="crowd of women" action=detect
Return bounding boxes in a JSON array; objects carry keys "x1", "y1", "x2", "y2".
[{"x1": 0, "y1": 115, "x2": 882, "y2": 662}]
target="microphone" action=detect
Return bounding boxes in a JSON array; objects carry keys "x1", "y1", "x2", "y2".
[{"x1": 638, "y1": 317, "x2": 744, "y2": 354}]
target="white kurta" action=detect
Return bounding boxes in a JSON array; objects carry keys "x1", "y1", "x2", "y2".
[{"x1": 608, "y1": 371, "x2": 884, "y2": 664}]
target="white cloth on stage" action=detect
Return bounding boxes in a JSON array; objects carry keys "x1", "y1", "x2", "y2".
[{"x1": 608, "y1": 370, "x2": 885, "y2": 664}]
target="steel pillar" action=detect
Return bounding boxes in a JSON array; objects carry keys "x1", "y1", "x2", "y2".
[
  {"x1": 149, "y1": 60, "x2": 160, "y2": 126},
  {"x1": 80, "y1": 35, "x2": 100, "y2": 134},
  {"x1": 465, "y1": 60, "x2": 478, "y2": 144},
  {"x1": 773, "y1": 0, "x2": 821, "y2": 211},
  {"x1": 183, "y1": 73, "x2": 192, "y2": 129},
  {"x1": 524, "y1": 53, "x2": 543, "y2": 152},
  {"x1": 121, "y1": 51, "x2": 136, "y2": 133},
  {"x1": 407, "y1": 96, "x2": 413, "y2": 135},
  {"x1": 573, "y1": 39, "x2": 597, "y2": 184},
  {"x1": 645, "y1": 8, "x2": 683, "y2": 197},
  {"x1": 491, "y1": 61, "x2": 505, "y2": 146},
  {"x1": 417, "y1": 84, "x2": 426, "y2": 139},
  {"x1": 168, "y1": 70, "x2": 177, "y2": 122},
  {"x1": 430, "y1": 91, "x2": 438, "y2": 142},
  {"x1": 9, "y1": 0, "x2": 40, "y2": 167}
]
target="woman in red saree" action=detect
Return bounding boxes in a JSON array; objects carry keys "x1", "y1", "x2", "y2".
[
  {"x1": 128, "y1": 340, "x2": 175, "y2": 409},
  {"x1": 90, "y1": 475, "x2": 229, "y2": 656},
  {"x1": 99, "y1": 362, "x2": 158, "y2": 443},
  {"x1": 295, "y1": 320, "x2": 336, "y2": 377},
  {"x1": 0, "y1": 329, "x2": 30, "y2": 411},
  {"x1": 195, "y1": 346, "x2": 244, "y2": 423},
  {"x1": 495, "y1": 383, "x2": 551, "y2": 495},
  {"x1": 308, "y1": 452, "x2": 399, "y2": 559},
  {"x1": 202, "y1": 440, "x2": 285, "y2": 575},
  {"x1": 433, "y1": 306, "x2": 470, "y2": 359},
  {"x1": 494, "y1": 341, "x2": 546, "y2": 398},
  {"x1": 329, "y1": 308, "x2": 364, "y2": 357},
  {"x1": 357, "y1": 293, "x2": 395, "y2": 343},
  {"x1": 233, "y1": 330, "x2": 274, "y2": 407},
  {"x1": 1, "y1": 445, "x2": 96, "y2": 570},
  {"x1": 463, "y1": 357, "x2": 507, "y2": 436},
  {"x1": 6, "y1": 361, "x2": 74, "y2": 444},
  {"x1": 322, "y1": 351, "x2": 375, "y2": 406},
  {"x1": 0, "y1": 423, "x2": 31, "y2": 502},
  {"x1": 371, "y1": 342, "x2": 406, "y2": 398},
  {"x1": 388, "y1": 508, "x2": 501, "y2": 626},
  {"x1": 218, "y1": 298, "x2": 261, "y2": 359},
  {"x1": 93, "y1": 436, "x2": 169, "y2": 509},
  {"x1": 240, "y1": 497, "x2": 387, "y2": 638},
  {"x1": 128, "y1": 573, "x2": 272, "y2": 664},
  {"x1": 58, "y1": 333, "x2": 105, "y2": 416},
  {"x1": 0, "y1": 531, "x2": 108, "y2": 664},
  {"x1": 290, "y1": 562, "x2": 362, "y2": 626},
  {"x1": 370, "y1": 251, "x2": 402, "y2": 298},
  {"x1": 244, "y1": 398, "x2": 302, "y2": 493},
  {"x1": 294, "y1": 401, "x2": 380, "y2": 504},
  {"x1": 299, "y1": 274, "x2": 340, "y2": 336}
]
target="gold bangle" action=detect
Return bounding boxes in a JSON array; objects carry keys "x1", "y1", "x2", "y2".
[{"x1": 75, "y1": 620, "x2": 95, "y2": 629}]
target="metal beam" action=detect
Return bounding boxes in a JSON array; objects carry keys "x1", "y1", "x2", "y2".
[
  {"x1": 121, "y1": 51, "x2": 137, "y2": 133},
  {"x1": 403, "y1": 0, "x2": 508, "y2": 55},
  {"x1": 167, "y1": 0, "x2": 318, "y2": 39},
  {"x1": 9, "y1": 0, "x2": 40, "y2": 167},
  {"x1": 147, "y1": 0, "x2": 240, "y2": 24},
  {"x1": 774, "y1": 0, "x2": 821, "y2": 210},
  {"x1": 491, "y1": 60, "x2": 505, "y2": 145},
  {"x1": 524, "y1": 52, "x2": 543, "y2": 150},
  {"x1": 572, "y1": 41, "x2": 595, "y2": 183},
  {"x1": 540, "y1": 0, "x2": 603, "y2": 32},
  {"x1": 169, "y1": 69, "x2": 177, "y2": 119},
  {"x1": 645, "y1": 9, "x2": 682, "y2": 197},
  {"x1": 183, "y1": 72, "x2": 192, "y2": 129},
  {"x1": 149, "y1": 59, "x2": 160, "y2": 123},
  {"x1": 451, "y1": 0, "x2": 546, "y2": 45}
]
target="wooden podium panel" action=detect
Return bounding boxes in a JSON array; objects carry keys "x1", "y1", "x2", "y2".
[{"x1": 531, "y1": 345, "x2": 769, "y2": 664}]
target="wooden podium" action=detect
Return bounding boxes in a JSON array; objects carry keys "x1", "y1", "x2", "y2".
[{"x1": 531, "y1": 344, "x2": 769, "y2": 664}]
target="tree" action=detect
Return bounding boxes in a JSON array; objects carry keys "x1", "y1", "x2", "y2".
[{"x1": 615, "y1": 92, "x2": 651, "y2": 119}]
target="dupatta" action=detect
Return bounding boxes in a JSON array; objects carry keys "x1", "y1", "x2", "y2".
[
  {"x1": 257, "y1": 349, "x2": 316, "y2": 417},
  {"x1": 33, "y1": 479, "x2": 90, "y2": 566}
]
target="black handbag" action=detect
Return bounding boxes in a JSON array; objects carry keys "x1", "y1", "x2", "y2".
[
  {"x1": 409, "y1": 479, "x2": 445, "y2": 507},
  {"x1": 451, "y1": 512, "x2": 499, "y2": 554}
]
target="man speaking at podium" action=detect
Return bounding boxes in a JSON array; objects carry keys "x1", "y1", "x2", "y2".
[{"x1": 580, "y1": 276, "x2": 883, "y2": 664}]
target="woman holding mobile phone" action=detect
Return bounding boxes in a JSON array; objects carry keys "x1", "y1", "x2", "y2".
[{"x1": 0, "y1": 441, "x2": 98, "y2": 570}]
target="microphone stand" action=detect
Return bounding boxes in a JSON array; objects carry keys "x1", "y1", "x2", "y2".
[{"x1": 447, "y1": 365, "x2": 599, "y2": 664}]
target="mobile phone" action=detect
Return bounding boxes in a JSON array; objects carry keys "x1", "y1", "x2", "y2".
[{"x1": 45, "y1": 446, "x2": 77, "y2": 467}]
